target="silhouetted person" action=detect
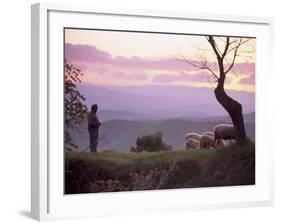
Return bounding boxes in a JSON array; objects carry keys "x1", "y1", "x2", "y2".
[{"x1": 88, "y1": 104, "x2": 101, "y2": 152}]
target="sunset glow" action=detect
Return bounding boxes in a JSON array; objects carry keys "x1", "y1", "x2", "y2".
[{"x1": 65, "y1": 29, "x2": 256, "y2": 93}]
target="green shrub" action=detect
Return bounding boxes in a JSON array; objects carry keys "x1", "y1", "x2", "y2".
[{"x1": 130, "y1": 132, "x2": 171, "y2": 152}]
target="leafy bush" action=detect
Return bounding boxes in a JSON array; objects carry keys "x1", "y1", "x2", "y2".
[
  {"x1": 64, "y1": 60, "x2": 88, "y2": 151},
  {"x1": 130, "y1": 132, "x2": 171, "y2": 152}
]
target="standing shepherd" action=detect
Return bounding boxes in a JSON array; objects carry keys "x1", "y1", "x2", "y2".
[{"x1": 88, "y1": 104, "x2": 101, "y2": 152}]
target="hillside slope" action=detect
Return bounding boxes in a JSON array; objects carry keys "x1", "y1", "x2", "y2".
[
  {"x1": 68, "y1": 118, "x2": 255, "y2": 152},
  {"x1": 65, "y1": 142, "x2": 255, "y2": 194},
  {"x1": 78, "y1": 84, "x2": 255, "y2": 117}
]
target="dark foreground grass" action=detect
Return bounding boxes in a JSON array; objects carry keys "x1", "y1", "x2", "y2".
[{"x1": 65, "y1": 141, "x2": 255, "y2": 194}]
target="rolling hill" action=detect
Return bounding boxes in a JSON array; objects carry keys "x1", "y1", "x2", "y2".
[
  {"x1": 68, "y1": 116, "x2": 255, "y2": 152},
  {"x1": 98, "y1": 109, "x2": 255, "y2": 123},
  {"x1": 77, "y1": 84, "x2": 255, "y2": 118}
]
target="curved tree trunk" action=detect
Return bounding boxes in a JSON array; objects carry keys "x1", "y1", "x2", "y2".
[
  {"x1": 214, "y1": 81, "x2": 247, "y2": 143},
  {"x1": 189, "y1": 35, "x2": 250, "y2": 144}
]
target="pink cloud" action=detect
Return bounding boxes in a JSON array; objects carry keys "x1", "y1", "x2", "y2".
[
  {"x1": 88, "y1": 64, "x2": 148, "y2": 81},
  {"x1": 239, "y1": 73, "x2": 255, "y2": 85},
  {"x1": 65, "y1": 44, "x2": 255, "y2": 83},
  {"x1": 65, "y1": 43, "x2": 195, "y2": 71},
  {"x1": 65, "y1": 43, "x2": 111, "y2": 63},
  {"x1": 112, "y1": 57, "x2": 191, "y2": 71},
  {"x1": 72, "y1": 63, "x2": 88, "y2": 71},
  {"x1": 232, "y1": 63, "x2": 255, "y2": 74},
  {"x1": 152, "y1": 71, "x2": 215, "y2": 83},
  {"x1": 106, "y1": 71, "x2": 147, "y2": 80}
]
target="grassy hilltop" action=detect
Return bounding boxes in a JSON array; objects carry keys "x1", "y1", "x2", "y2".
[{"x1": 65, "y1": 141, "x2": 255, "y2": 194}]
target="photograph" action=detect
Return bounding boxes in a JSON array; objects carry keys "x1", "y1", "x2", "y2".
[{"x1": 64, "y1": 28, "x2": 256, "y2": 194}]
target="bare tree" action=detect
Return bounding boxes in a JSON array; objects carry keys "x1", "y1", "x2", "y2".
[{"x1": 184, "y1": 35, "x2": 253, "y2": 143}]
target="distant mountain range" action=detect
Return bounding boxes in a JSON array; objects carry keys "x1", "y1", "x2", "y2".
[
  {"x1": 187, "y1": 112, "x2": 255, "y2": 124},
  {"x1": 68, "y1": 113, "x2": 255, "y2": 152},
  {"x1": 68, "y1": 84, "x2": 255, "y2": 152},
  {"x1": 77, "y1": 84, "x2": 255, "y2": 118},
  {"x1": 98, "y1": 109, "x2": 255, "y2": 123},
  {"x1": 98, "y1": 110, "x2": 155, "y2": 121}
]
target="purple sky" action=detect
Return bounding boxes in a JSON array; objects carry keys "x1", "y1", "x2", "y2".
[{"x1": 65, "y1": 29, "x2": 255, "y2": 116}]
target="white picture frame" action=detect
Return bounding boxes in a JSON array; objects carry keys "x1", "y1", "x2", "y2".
[{"x1": 31, "y1": 2, "x2": 275, "y2": 221}]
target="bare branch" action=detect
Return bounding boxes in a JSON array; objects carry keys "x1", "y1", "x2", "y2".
[
  {"x1": 213, "y1": 39, "x2": 223, "y2": 56},
  {"x1": 225, "y1": 38, "x2": 252, "y2": 56},
  {"x1": 224, "y1": 58, "x2": 239, "y2": 77},
  {"x1": 179, "y1": 55, "x2": 219, "y2": 81},
  {"x1": 222, "y1": 37, "x2": 230, "y2": 58},
  {"x1": 224, "y1": 38, "x2": 243, "y2": 74},
  {"x1": 204, "y1": 65, "x2": 220, "y2": 80},
  {"x1": 179, "y1": 36, "x2": 253, "y2": 84},
  {"x1": 207, "y1": 36, "x2": 221, "y2": 59}
]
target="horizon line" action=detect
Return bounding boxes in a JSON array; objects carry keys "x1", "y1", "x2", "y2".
[{"x1": 78, "y1": 82, "x2": 255, "y2": 94}]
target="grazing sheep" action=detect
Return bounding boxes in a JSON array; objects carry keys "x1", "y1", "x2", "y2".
[
  {"x1": 185, "y1": 132, "x2": 201, "y2": 141},
  {"x1": 213, "y1": 124, "x2": 235, "y2": 146},
  {"x1": 199, "y1": 134, "x2": 216, "y2": 149},
  {"x1": 185, "y1": 138, "x2": 200, "y2": 150},
  {"x1": 202, "y1": 131, "x2": 214, "y2": 137}
]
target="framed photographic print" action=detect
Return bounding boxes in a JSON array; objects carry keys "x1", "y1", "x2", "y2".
[{"x1": 31, "y1": 2, "x2": 274, "y2": 221}]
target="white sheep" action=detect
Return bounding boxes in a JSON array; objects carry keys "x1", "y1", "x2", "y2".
[
  {"x1": 185, "y1": 132, "x2": 201, "y2": 141},
  {"x1": 213, "y1": 124, "x2": 235, "y2": 146},
  {"x1": 202, "y1": 131, "x2": 214, "y2": 137},
  {"x1": 200, "y1": 134, "x2": 226, "y2": 149},
  {"x1": 199, "y1": 134, "x2": 215, "y2": 149},
  {"x1": 184, "y1": 138, "x2": 200, "y2": 150}
]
